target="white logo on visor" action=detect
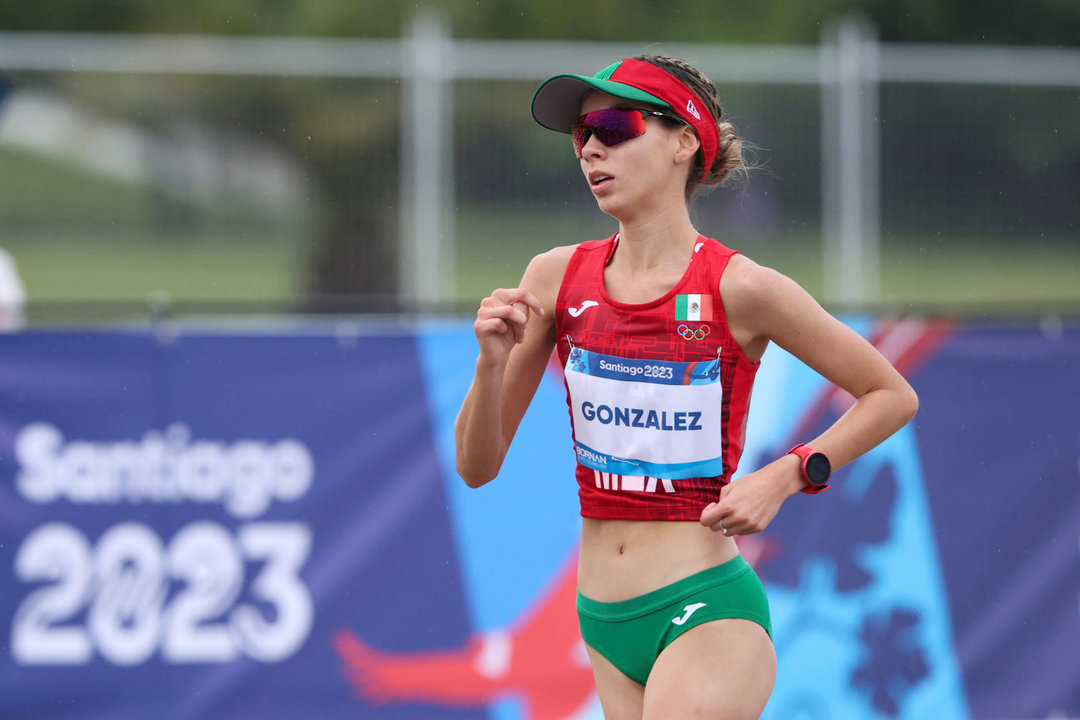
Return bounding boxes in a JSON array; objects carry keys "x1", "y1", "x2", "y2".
[
  {"x1": 568, "y1": 300, "x2": 599, "y2": 318},
  {"x1": 686, "y1": 99, "x2": 701, "y2": 120}
]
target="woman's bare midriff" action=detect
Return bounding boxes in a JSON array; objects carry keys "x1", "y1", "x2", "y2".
[{"x1": 577, "y1": 517, "x2": 741, "y2": 602}]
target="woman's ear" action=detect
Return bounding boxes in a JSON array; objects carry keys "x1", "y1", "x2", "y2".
[{"x1": 674, "y1": 124, "x2": 701, "y2": 165}]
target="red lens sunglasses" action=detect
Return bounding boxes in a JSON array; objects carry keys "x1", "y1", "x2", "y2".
[{"x1": 571, "y1": 107, "x2": 680, "y2": 157}]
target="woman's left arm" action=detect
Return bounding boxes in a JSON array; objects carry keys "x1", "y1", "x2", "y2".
[{"x1": 701, "y1": 257, "x2": 919, "y2": 536}]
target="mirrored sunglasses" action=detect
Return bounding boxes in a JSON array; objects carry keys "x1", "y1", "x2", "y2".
[{"x1": 571, "y1": 107, "x2": 679, "y2": 157}]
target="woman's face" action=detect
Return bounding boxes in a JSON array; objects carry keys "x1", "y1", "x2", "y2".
[{"x1": 576, "y1": 90, "x2": 692, "y2": 220}]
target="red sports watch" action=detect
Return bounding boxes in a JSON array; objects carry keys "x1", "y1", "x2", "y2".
[{"x1": 788, "y1": 444, "x2": 831, "y2": 494}]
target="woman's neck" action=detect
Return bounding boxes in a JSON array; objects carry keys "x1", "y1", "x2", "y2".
[{"x1": 614, "y1": 210, "x2": 700, "y2": 272}]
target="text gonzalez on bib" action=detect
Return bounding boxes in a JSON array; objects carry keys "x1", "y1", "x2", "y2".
[{"x1": 580, "y1": 401, "x2": 704, "y2": 431}]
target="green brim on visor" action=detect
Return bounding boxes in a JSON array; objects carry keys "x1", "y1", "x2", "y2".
[{"x1": 531, "y1": 61, "x2": 670, "y2": 133}]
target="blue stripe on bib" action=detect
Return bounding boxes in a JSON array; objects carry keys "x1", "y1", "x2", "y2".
[{"x1": 568, "y1": 347, "x2": 720, "y2": 386}]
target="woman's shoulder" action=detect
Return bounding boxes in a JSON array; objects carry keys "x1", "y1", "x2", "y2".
[
  {"x1": 720, "y1": 252, "x2": 824, "y2": 339},
  {"x1": 518, "y1": 244, "x2": 580, "y2": 307},
  {"x1": 525, "y1": 243, "x2": 578, "y2": 278},
  {"x1": 720, "y1": 253, "x2": 786, "y2": 307}
]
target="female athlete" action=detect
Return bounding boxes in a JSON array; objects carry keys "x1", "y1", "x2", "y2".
[{"x1": 454, "y1": 55, "x2": 918, "y2": 720}]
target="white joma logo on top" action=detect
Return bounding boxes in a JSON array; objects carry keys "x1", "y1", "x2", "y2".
[
  {"x1": 672, "y1": 602, "x2": 707, "y2": 626},
  {"x1": 567, "y1": 300, "x2": 599, "y2": 318}
]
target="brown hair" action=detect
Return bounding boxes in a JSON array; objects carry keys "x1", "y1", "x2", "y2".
[{"x1": 634, "y1": 54, "x2": 749, "y2": 200}]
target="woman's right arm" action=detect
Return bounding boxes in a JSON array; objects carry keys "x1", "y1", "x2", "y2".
[{"x1": 454, "y1": 247, "x2": 572, "y2": 488}]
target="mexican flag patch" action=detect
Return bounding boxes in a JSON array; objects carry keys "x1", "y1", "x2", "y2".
[{"x1": 675, "y1": 294, "x2": 713, "y2": 321}]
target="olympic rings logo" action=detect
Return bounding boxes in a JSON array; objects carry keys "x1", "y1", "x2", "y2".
[{"x1": 677, "y1": 324, "x2": 710, "y2": 340}]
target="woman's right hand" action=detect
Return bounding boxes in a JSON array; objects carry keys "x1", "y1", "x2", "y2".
[
  {"x1": 473, "y1": 288, "x2": 545, "y2": 365},
  {"x1": 456, "y1": 249, "x2": 568, "y2": 488}
]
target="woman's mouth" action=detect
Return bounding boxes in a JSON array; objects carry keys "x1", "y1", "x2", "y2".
[{"x1": 589, "y1": 172, "x2": 614, "y2": 191}]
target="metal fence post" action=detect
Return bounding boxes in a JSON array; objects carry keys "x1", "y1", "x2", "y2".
[
  {"x1": 399, "y1": 11, "x2": 454, "y2": 307},
  {"x1": 821, "y1": 15, "x2": 881, "y2": 308}
]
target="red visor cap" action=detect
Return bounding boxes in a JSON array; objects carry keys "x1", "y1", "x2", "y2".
[{"x1": 532, "y1": 58, "x2": 719, "y2": 183}]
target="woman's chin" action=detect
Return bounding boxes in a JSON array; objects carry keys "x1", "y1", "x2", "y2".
[{"x1": 594, "y1": 194, "x2": 632, "y2": 221}]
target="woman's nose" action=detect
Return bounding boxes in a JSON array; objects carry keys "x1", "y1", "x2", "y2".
[{"x1": 579, "y1": 132, "x2": 606, "y2": 159}]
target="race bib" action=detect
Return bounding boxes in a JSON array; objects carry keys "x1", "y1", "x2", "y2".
[{"x1": 564, "y1": 346, "x2": 725, "y2": 479}]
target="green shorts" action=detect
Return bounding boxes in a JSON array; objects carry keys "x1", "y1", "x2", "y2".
[{"x1": 576, "y1": 555, "x2": 772, "y2": 686}]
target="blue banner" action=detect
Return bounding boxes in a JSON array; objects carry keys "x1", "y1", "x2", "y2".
[
  {"x1": 0, "y1": 331, "x2": 480, "y2": 720},
  {"x1": 0, "y1": 318, "x2": 1077, "y2": 719}
]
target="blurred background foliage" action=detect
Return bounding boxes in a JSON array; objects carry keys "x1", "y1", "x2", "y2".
[
  {"x1": 4, "y1": 0, "x2": 1080, "y2": 44},
  {"x1": 0, "y1": 1, "x2": 1077, "y2": 319}
]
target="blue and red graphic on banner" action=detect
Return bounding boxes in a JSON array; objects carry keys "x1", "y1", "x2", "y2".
[{"x1": 0, "y1": 319, "x2": 1077, "y2": 719}]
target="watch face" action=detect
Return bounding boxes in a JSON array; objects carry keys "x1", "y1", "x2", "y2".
[{"x1": 805, "y1": 453, "x2": 831, "y2": 485}]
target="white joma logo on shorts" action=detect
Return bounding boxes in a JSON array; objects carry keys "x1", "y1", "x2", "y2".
[
  {"x1": 672, "y1": 602, "x2": 707, "y2": 626},
  {"x1": 568, "y1": 300, "x2": 599, "y2": 318}
]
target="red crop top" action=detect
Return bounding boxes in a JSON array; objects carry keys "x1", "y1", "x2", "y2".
[{"x1": 554, "y1": 234, "x2": 759, "y2": 521}]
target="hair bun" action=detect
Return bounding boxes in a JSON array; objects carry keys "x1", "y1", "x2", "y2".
[
  {"x1": 634, "y1": 54, "x2": 750, "y2": 197},
  {"x1": 708, "y1": 121, "x2": 744, "y2": 186}
]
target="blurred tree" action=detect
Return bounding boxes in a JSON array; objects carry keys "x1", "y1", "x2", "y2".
[{"x1": 4, "y1": 0, "x2": 1078, "y2": 45}]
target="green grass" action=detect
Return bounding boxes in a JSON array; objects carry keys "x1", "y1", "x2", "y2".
[
  {"x1": 453, "y1": 208, "x2": 1080, "y2": 314},
  {"x1": 2, "y1": 146, "x2": 1077, "y2": 319},
  {"x1": 879, "y1": 240, "x2": 1080, "y2": 308},
  {"x1": 0, "y1": 146, "x2": 308, "y2": 307},
  {"x1": 0, "y1": 144, "x2": 153, "y2": 221},
  {"x1": 6, "y1": 233, "x2": 305, "y2": 303}
]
